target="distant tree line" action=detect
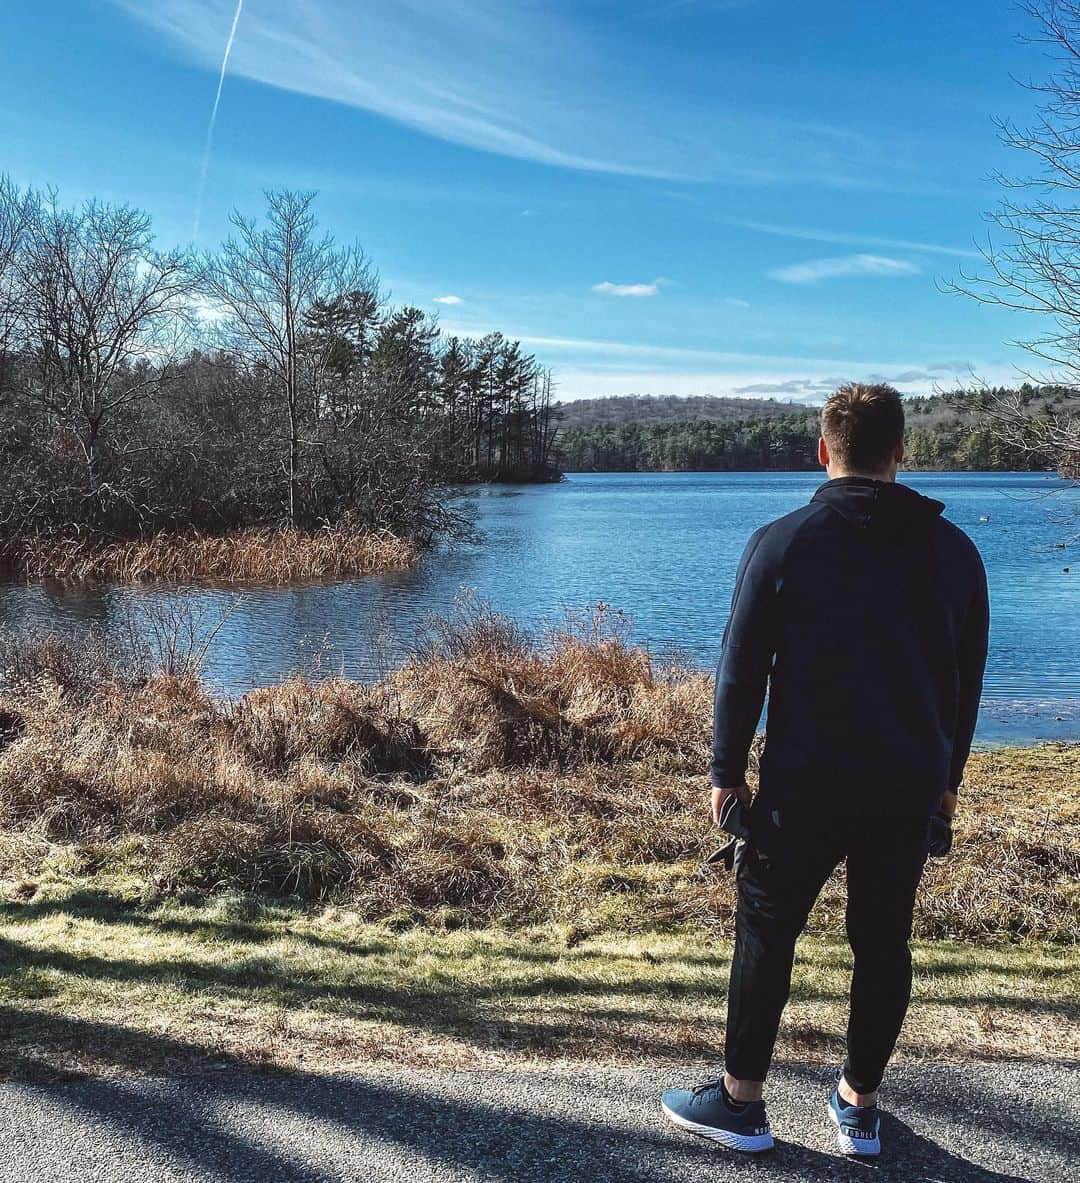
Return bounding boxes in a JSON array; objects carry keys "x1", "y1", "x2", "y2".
[
  {"x1": 553, "y1": 393, "x2": 807, "y2": 429},
  {"x1": 556, "y1": 414, "x2": 820, "y2": 471},
  {"x1": 0, "y1": 180, "x2": 558, "y2": 552},
  {"x1": 555, "y1": 387, "x2": 1079, "y2": 473}
]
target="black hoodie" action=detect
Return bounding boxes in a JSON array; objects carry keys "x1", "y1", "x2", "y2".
[{"x1": 711, "y1": 477, "x2": 989, "y2": 818}]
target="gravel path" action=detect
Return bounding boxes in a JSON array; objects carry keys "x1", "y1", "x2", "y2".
[{"x1": 0, "y1": 1061, "x2": 1074, "y2": 1182}]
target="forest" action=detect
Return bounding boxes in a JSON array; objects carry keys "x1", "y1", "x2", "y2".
[
  {"x1": 553, "y1": 393, "x2": 808, "y2": 428},
  {"x1": 0, "y1": 180, "x2": 558, "y2": 568},
  {"x1": 553, "y1": 387, "x2": 1080, "y2": 472},
  {"x1": 1, "y1": 178, "x2": 1074, "y2": 577}
]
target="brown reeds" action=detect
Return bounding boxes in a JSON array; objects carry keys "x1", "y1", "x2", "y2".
[
  {"x1": 5, "y1": 527, "x2": 417, "y2": 583},
  {"x1": 0, "y1": 611, "x2": 1075, "y2": 941}
]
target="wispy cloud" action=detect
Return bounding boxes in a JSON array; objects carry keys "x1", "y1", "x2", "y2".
[
  {"x1": 724, "y1": 296, "x2": 751, "y2": 309},
  {"x1": 769, "y1": 254, "x2": 921, "y2": 285},
  {"x1": 592, "y1": 280, "x2": 662, "y2": 298},
  {"x1": 433, "y1": 322, "x2": 1009, "y2": 399},
  {"x1": 733, "y1": 218, "x2": 980, "y2": 260},
  {"x1": 111, "y1": 0, "x2": 684, "y2": 179},
  {"x1": 110, "y1": 1, "x2": 928, "y2": 187},
  {"x1": 729, "y1": 364, "x2": 974, "y2": 398},
  {"x1": 732, "y1": 378, "x2": 841, "y2": 397},
  {"x1": 554, "y1": 362, "x2": 1014, "y2": 401},
  {"x1": 434, "y1": 294, "x2": 464, "y2": 305},
  {"x1": 552, "y1": 366, "x2": 1010, "y2": 401},
  {"x1": 438, "y1": 326, "x2": 952, "y2": 372}
]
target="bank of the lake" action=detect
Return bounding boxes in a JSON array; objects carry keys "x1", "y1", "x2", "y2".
[
  {"x1": 2, "y1": 527, "x2": 417, "y2": 584},
  {"x1": 1, "y1": 471, "x2": 1075, "y2": 746},
  {"x1": 0, "y1": 616, "x2": 1074, "y2": 1079},
  {"x1": 0, "y1": 618, "x2": 1073, "y2": 939}
]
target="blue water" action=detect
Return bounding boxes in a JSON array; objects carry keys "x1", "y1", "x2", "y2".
[{"x1": 0, "y1": 471, "x2": 1077, "y2": 744}]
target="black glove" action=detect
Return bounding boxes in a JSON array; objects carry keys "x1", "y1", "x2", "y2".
[
  {"x1": 926, "y1": 809, "x2": 954, "y2": 858},
  {"x1": 705, "y1": 795, "x2": 753, "y2": 873}
]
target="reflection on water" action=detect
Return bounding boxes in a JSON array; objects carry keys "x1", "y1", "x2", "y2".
[{"x1": 1, "y1": 472, "x2": 1077, "y2": 745}]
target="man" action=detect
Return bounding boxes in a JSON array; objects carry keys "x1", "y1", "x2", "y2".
[{"x1": 661, "y1": 383, "x2": 989, "y2": 1157}]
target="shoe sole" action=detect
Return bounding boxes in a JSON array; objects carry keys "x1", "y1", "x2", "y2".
[
  {"x1": 827, "y1": 1102, "x2": 881, "y2": 1157},
  {"x1": 660, "y1": 1100, "x2": 774, "y2": 1153}
]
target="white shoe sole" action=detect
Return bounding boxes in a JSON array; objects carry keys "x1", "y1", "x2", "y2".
[
  {"x1": 827, "y1": 1102, "x2": 881, "y2": 1157},
  {"x1": 661, "y1": 1100, "x2": 774, "y2": 1153}
]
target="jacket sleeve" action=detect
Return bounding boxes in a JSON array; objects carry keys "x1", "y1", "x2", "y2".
[
  {"x1": 949, "y1": 549, "x2": 990, "y2": 793},
  {"x1": 711, "y1": 524, "x2": 778, "y2": 788}
]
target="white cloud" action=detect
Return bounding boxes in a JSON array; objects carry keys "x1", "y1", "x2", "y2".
[
  {"x1": 110, "y1": 1, "x2": 932, "y2": 188},
  {"x1": 553, "y1": 363, "x2": 1016, "y2": 401},
  {"x1": 437, "y1": 327, "x2": 917, "y2": 370},
  {"x1": 592, "y1": 280, "x2": 662, "y2": 298},
  {"x1": 434, "y1": 294, "x2": 464, "y2": 305},
  {"x1": 110, "y1": 0, "x2": 684, "y2": 179},
  {"x1": 724, "y1": 296, "x2": 751, "y2": 309},
  {"x1": 732, "y1": 219, "x2": 980, "y2": 260},
  {"x1": 768, "y1": 254, "x2": 921, "y2": 285},
  {"x1": 187, "y1": 292, "x2": 230, "y2": 323},
  {"x1": 432, "y1": 321, "x2": 1014, "y2": 399}
]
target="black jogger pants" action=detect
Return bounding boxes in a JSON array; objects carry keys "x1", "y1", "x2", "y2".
[{"x1": 723, "y1": 804, "x2": 929, "y2": 1094}]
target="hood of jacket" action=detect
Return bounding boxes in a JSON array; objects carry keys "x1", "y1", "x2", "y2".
[{"x1": 810, "y1": 476, "x2": 945, "y2": 538}]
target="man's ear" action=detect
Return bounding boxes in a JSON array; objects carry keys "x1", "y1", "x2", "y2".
[
  {"x1": 894, "y1": 440, "x2": 905, "y2": 464},
  {"x1": 818, "y1": 436, "x2": 829, "y2": 467}
]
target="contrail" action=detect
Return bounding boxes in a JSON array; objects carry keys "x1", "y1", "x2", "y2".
[{"x1": 193, "y1": 0, "x2": 245, "y2": 241}]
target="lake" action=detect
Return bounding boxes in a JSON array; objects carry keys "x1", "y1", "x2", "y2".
[{"x1": 0, "y1": 471, "x2": 1077, "y2": 745}]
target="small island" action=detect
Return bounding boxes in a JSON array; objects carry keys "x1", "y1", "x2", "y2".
[{"x1": 0, "y1": 185, "x2": 559, "y2": 584}]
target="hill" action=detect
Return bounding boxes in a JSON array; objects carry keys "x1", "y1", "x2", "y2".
[
  {"x1": 552, "y1": 394, "x2": 810, "y2": 429},
  {"x1": 552, "y1": 386, "x2": 1079, "y2": 472}
]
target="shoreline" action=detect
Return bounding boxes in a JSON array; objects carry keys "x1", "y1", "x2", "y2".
[
  {"x1": 0, "y1": 527, "x2": 418, "y2": 584},
  {"x1": 0, "y1": 617, "x2": 1074, "y2": 1081},
  {"x1": 0, "y1": 618, "x2": 1073, "y2": 939}
]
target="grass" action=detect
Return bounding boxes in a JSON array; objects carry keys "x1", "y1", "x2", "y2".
[
  {"x1": 3, "y1": 526, "x2": 416, "y2": 583},
  {"x1": 0, "y1": 608, "x2": 1074, "y2": 940},
  {"x1": 0, "y1": 605, "x2": 1074, "y2": 1078},
  {"x1": 0, "y1": 885, "x2": 1074, "y2": 1082}
]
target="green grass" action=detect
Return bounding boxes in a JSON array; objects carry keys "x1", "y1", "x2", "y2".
[{"x1": 0, "y1": 885, "x2": 1075, "y2": 1082}]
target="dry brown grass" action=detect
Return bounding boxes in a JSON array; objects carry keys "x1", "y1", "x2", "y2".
[
  {"x1": 0, "y1": 610, "x2": 1075, "y2": 942},
  {"x1": 392, "y1": 602, "x2": 710, "y2": 770},
  {"x1": 4, "y1": 527, "x2": 416, "y2": 583}
]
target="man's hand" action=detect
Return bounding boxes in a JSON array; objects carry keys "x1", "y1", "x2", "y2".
[
  {"x1": 927, "y1": 789, "x2": 959, "y2": 859},
  {"x1": 711, "y1": 783, "x2": 752, "y2": 824}
]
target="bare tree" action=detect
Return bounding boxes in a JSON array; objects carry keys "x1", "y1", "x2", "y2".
[
  {"x1": 197, "y1": 190, "x2": 375, "y2": 527},
  {"x1": 0, "y1": 182, "x2": 557, "y2": 550},
  {"x1": 0, "y1": 177, "x2": 33, "y2": 402},
  {"x1": 15, "y1": 192, "x2": 194, "y2": 518},
  {"x1": 948, "y1": 1, "x2": 1080, "y2": 475}
]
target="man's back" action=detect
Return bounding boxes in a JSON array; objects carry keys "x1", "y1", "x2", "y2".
[
  {"x1": 712, "y1": 476, "x2": 989, "y2": 819},
  {"x1": 669, "y1": 383, "x2": 992, "y2": 1158}
]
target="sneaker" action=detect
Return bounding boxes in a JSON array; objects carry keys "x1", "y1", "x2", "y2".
[
  {"x1": 827, "y1": 1079, "x2": 881, "y2": 1157},
  {"x1": 661, "y1": 1078, "x2": 774, "y2": 1153}
]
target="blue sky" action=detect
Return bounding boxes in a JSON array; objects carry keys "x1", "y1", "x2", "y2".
[{"x1": 0, "y1": 1, "x2": 1052, "y2": 401}]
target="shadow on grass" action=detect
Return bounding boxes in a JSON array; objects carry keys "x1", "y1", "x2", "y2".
[
  {"x1": 0, "y1": 889, "x2": 1071, "y2": 1180},
  {"x1": 0, "y1": 889, "x2": 1076, "y2": 1075},
  {"x1": 2, "y1": 917, "x2": 1075, "y2": 1032}
]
